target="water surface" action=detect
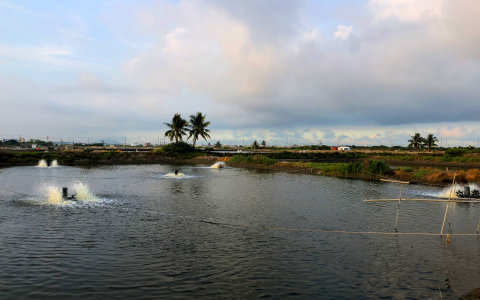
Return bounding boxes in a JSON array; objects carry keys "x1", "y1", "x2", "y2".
[{"x1": 1, "y1": 164, "x2": 480, "y2": 299}]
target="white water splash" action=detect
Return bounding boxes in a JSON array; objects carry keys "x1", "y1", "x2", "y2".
[
  {"x1": 50, "y1": 160, "x2": 58, "y2": 167},
  {"x1": 163, "y1": 172, "x2": 186, "y2": 178},
  {"x1": 44, "y1": 185, "x2": 63, "y2": 204},
  {"x1": 36, "y1": 159, "x2": 48, "y2": 168},
  {"x1": 72, "y1": 182, "x2": 96, "y2": 201},
  {"x1": 38, "y1": 182, "x2": 97, "y2": 205},
  {"x1": 436, "y1": 183, "x2": 480, "y2": 199},
  {"x1": 210, "y1": 161, "x2": 226, "y2": 169}
]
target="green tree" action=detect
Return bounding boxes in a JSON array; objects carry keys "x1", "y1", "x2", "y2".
[
  {"x1": 261, "y1": 140, "x2": 266, "y2": 147},
  {"x1": 408, "y1": 133, "x2": 425, "y2": 152},
  {"x1": 424, "y1": 134, "x2": 438, "y2": 151},
  {"x1": 164, "y1": 113, "x2": 189, "y2": 143},
  {"x1": 188, "y1": 112, "x2": 211, "y2": 147},
  {"x1": 252, "y1": 140, "x2": 259, "y2": 149},
  {"x1": 215, "y1": 141, "x2": 222, "y2": 147}
]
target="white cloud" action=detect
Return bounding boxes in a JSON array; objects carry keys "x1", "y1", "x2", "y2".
[
  {"x1": 163, "y1": 27, "x2": 189, "y2": 52},
  {"x1": 302, "y1": 28, "x2": 319, "y2": 41},
  {"x1": 368, "y1": 0, "x2": 444, "y2": 23},
  {"x1": 334, "y1": 25, "x2": 353, "y2": 40},
  {"x1": 2, "y1": 0, "x2": 480, "y2": 146},
  {"x1": 0, "y1": 44, "x2": 80, "y2": 67}
]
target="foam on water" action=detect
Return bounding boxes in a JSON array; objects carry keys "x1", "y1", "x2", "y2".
[
  {"x1": 210, "y1": 161, "x2": 226, "y2": 169},
  {"x1": 163, "y1": 172, "x2": 187, "y2": 179},
  {"x1": 36, "y1": 159, "x2": 48, "y2": 168},
  {"x1": 50, "y1": 160, "x2": 59, "y2": 167}
]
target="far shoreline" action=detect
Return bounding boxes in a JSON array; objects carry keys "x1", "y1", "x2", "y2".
[{"x1": 1, "y1": 150, "x2": 479, "y2": 187}]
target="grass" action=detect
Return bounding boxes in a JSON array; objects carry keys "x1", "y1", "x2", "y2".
[
  {"x1": 229, "y1": 155, "x2": 276, "y2": 166},
  {"x1": 231, "y1": 156, "x2": 392, "y2": 178}
]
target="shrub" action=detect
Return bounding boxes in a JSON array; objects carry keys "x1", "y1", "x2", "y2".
[
  {"x1": 338, "y1": 162, "x2": 363, "y2": 177},
  {"x1": 445, "y1": 148, "x2": 466, "y2": 157},
  {"x1": 160, "y1": 142, "x2": 195, "y2": 154},
  {"x1": 366, "y1": 160, "x2": 390, "y2": 175}
]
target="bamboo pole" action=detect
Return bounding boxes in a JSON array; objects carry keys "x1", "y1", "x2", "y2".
[
  {"x1": 440, "y1": 202, "x2": 450, "y2": 236},
  {"x1": 365, "y1": 199, "x2": 480, "y2": 203},
  {"x1": 394, "y1": 188, "x2": 402, "y2": 231},
  {"x1": 380, "y1": 178, "x2": 410, "y2": 184},
  {"x1": 441, "y1": 172, "x2": 456, "y2": 236}
]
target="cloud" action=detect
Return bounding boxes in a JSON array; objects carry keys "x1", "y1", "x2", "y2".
[
  {"x1": 2, "y1": 0, "x2": 480, "y2": 146},
  {"x1": 368, "y1": 0, "x2": 444, "y2": 23},
  {"x1": 117, "y1": 0, "x2": 480, "y2": 131},
  {"x1": 334, "y1": 25, "x2": 353, "y2": 40},
  {"x1": 0, "y1": 44, "x2": 74, "y2": 65},
  {"x1": 440, "y1": 126, "x2": 465, "y2": 139}
]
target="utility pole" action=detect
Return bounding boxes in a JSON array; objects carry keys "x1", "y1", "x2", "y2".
[{"x1": 124, "y1": 137, "x2": 127, "y2": 149}]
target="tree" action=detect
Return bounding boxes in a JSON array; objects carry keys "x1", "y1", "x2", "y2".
[
  {"x1": 188, "y1": 112, "x2": 211, "y2": 147},
  {"x1": 408, "y1": 133, "x2": 425, "y2": 152},
  {"x1": 164, "y1": 113, "x2": 189, "y2": 143},
  {"x1": 252, "y1": 140, "x2": 259, "y2": 149},
  {"x1": 215, "y1": 141, "x2": 222, "y2": 147},
  {"x1": 424, "y1": 134, "x2": 438, "y2": 151},
  {"x1": 261, "y1": 140, "x2": 266, "y2": 147}
]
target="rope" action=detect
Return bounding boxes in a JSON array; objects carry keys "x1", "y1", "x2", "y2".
[
  {"x1": 0, "y1": 187, "x2": 33, "y2": 197},
  {"x1": 0, "y1": 174, "x2": 122, "y2": 180},
  {"x1": 197, "y1": 219, "x2": 480, "y2": 236}
]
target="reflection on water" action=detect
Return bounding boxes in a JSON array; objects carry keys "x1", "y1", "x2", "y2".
[{"x1": 1, "y1": 164, "x2": 480, "y2": 298}]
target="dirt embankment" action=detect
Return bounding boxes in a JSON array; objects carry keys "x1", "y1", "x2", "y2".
[
  {"x1": 226, "y1": 159, "x2": 480, "y2": 186},
  {"x1": 383, "y1": 159, "x2": 480, "y2": 169}
]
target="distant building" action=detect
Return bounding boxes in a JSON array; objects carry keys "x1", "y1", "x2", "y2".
[
  {"x1": 19, "y1": 137, "x2": 25, "y2": 143},
  {"x1": 331, "y1": 146, "x2": 351, "y2": 151}
]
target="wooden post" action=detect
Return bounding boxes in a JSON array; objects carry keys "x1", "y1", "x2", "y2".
[
  {"x1": 441, "y1": 172, "x2": 456, "y2": 236},
  {"x1": 395, "y1": 188, "x2": 402, "y2": 231}
]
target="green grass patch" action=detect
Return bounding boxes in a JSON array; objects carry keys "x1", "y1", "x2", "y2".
[{"x1": 229, "y1": 155, "x2": 276, "y2": 166}]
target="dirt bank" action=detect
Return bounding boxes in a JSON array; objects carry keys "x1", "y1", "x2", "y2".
[{"x1": 226, "y1": 158, "x2": 480, "y2": 187}]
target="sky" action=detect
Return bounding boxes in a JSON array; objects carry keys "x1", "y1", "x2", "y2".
[{"x1": 1, "y1": 0, "x2": 479, "y2": 146}]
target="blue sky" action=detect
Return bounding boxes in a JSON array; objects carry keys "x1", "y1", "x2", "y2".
[{"x1": 1, "y1": 0, "x2": 480, "y2": 146}]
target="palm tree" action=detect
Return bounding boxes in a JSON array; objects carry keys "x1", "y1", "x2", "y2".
[
  {"x1": 188, "y1": 112, "x2": 211, "y2": 147},
  {"x1": 408, "y1": 133, "x2": 425, "y2": 152},
  {"x1": 164, "y1": 113, "x2": 189, "y2": 143},
  {"x1": 425, "y1": 134, "x2": 438, "y2": 151}
]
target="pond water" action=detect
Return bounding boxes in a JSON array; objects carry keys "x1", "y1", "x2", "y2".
[{"x1": 1, "y1": 164, "x2": 480, "y2": 299}]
